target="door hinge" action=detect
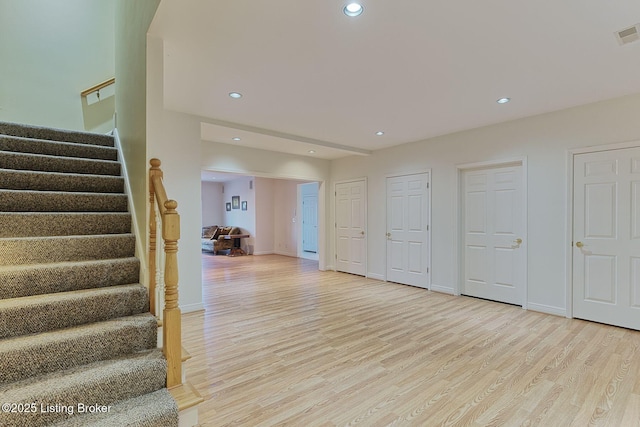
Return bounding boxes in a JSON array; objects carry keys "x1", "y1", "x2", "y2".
[
  {"x1": 426, "y1": 225, "x2": 429, "y2": 231},
  {"x1": 427, "y1": 182, "x2": 430, "y2": 189},
  {"x1": 427, "y1": 267, "x2": 429, "y2": 273}
]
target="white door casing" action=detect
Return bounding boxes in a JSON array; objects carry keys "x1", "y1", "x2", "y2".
[
  {"x1": 461, "y1": 163, "x2": 526, "y2": 306},
  {"x1": 572, "y1": 146, "x2": 640, "y2": 330},
  {"x1": 386, "y1": 173, "x2": 431, "y2": 288},
  {"x1": 335, "y1": 180, "x2": 367, "y2": 276}
]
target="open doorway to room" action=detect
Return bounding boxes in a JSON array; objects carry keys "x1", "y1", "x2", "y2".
[{"x1": 200, "y1": 170, "x2": 321, "y2": 263}]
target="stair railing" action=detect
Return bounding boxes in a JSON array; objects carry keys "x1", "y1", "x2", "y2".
[
  {"x1": 149, "y1": 158, "x2": 182, "y2": 388},
  {"x1": 80, "y1": 77, "x2": 115, "y2": 100}
]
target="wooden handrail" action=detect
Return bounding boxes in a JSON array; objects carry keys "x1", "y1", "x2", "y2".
[
  {"x1": 149, "y1": 158, "x2": 183, "y2": 388},
  {"x1": 151, "y1": 175, "x2": 169, "y2": 215},
  {"x1": 81, "y1": 77, "x2": 115, "y2": 97}
]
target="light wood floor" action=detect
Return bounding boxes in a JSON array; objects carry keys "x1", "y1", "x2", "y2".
[{"x1": 183, "y1": 254, "x2": 640, "y2": 426}]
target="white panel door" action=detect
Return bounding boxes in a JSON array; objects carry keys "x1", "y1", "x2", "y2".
[
  {"x1": 462, "y1": 165, "x2": 525, "y2": 305},
  {"x1": 386, "y1": 173, "x2": 430, "y2": 288},
  {"x1": 573, "y1": 147, "x2": 640, "y2": 330},
  {"x1": 302, "y1": 194, "x2": 318, "y2": 253},
  {"x1": 335, "y1": 180, "x2": 366, "y2": 276}
]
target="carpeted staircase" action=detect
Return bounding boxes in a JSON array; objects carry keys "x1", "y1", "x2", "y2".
[{"x1": 0, "y1": 122, "x2": 178, "y2": 426}]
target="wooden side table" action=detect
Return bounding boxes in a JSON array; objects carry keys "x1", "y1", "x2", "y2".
[{"x1": 221, "y1": 234, "x2": 250, "y2": 256}]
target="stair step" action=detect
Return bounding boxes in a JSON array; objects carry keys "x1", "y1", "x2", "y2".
[
  {"x1": 0, "y1": 135, "x2": 117, "y2": 161},
  {"x1": 0, "y1": 168, "x2": 124, "y2": 193},
  {"x1": 0, "y1": 313, "x2": 157, "y2": 385},
  {"x1": 169, "y1": 382, "x2": 204, "y2": 411},
  {"x1": 0, "y1": 258, "x2": 140, "y2": 300},
  {"x1": 49, "y1": 388, "x2": 179, "y2": 427},
  {"x1": 0, "y1": 284, "x2": 149, "y2": 339},
  {"x1": 0, "y1": 121, "x2": 114, "y2": 147},
  {"x1": 0, "y1": 212, "x2": 131, "y2": 238},
  {"x1": 0, "y1": 349, "x2": 166, "y2": 427},
  {"x1": 0, "y1": 189, "x2": 128, "y2": 212},
  {"x1": 0, "y1": 234, "x2": 135, "y2": 265},
  {"x1": 0, "y1": 122, "x2": 179, "y2": 426},
  {"x1": 0, "y1": 151, "x2": 120, "y2": 176}
]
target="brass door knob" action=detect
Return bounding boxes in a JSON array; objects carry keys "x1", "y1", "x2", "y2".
[
  {"x1": 576, "y1": 241, "x2": 584, "y2": 248},
  {"x1": 514, "y1": 238, "x2": 523, "y2": 244}
]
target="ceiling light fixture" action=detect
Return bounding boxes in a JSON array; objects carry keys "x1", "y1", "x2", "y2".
[
  {"x1": 496, "y1": 97, "x2": 511, "y2": 104},
  {"x1": 232, "y1": 137, "x2": 241, "y2": 141},
  {"x1": 375, "y1": 131, "x2": 384, "y2": 136},
  {"x1": 229, "y1": 92, "x2": 242, "y2": 99},
  {"x1": 343, "y1": 3, "x2": 363, "y2": 17},
  {"x1": 308, "y1": 150, "x2": 316, "y2": 154}
]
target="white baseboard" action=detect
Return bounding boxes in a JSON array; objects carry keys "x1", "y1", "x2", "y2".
[
  {"x1": 180, "y1": 303, "x2": 205, "y2": 314},
  {"x1": 274, "y1": 250, "x2": 297, "y2": 257},
  {"x1": 178, "y1": 406, "x2": 199, "y2": 427},
  {"x1": 253, "y1": 251, "x2": 274, "y2": 256},
  {"x1": 367, "y1": 273, "x2": 385, "y2": 281},
  {"x1": 325, "y1": 264, "x2": 335, "y2": 271},
  {"x1": 430, "y1": 284, "x2": 455, "y2": 295},
  {"x1": 526, "y1": 302, "x2": 566, "y2": 317}
]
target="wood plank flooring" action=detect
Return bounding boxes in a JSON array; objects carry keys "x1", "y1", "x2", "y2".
[{"x1": 183, "y1": 254, "x2": 640, "y2": 426}]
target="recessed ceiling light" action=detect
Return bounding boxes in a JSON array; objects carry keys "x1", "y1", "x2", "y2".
[
  {"x1": 375, "y1": 131, "x2": 384, "y2": 136},
  {"x1": 232, "y1": 137, "x2": 241, "y2": 141},
  {"x1": 308, "y1": 150, "x2": 316, "y2": 154},
  {"x1": 229, "y1": 92, "x2": 242, "y2": 99},
  {"x1": 496, "y1": 97, "x2": 511, "y2": 104},
  {"x1": 343, "y1": 3, "x2": 363, "y2": 17}
]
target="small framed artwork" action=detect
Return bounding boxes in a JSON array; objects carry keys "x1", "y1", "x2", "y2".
[
  {"x1": 232, "y1": 196, "x2": 240, "y2": 209},
  {"x1": 241, "y1": 201, "x2": 247, "y2": 211},
  {"x1": 226, "y1": 202, "x2": 231, "y2": 211}
]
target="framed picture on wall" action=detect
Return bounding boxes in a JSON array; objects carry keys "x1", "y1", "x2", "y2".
[
  {"x1": 232, "y1": 196, "x2": 240, "y2": 209},
  {"x1": 241, "y1": 201, "x2": 247, "y2": 211},
  {"x1": 226, "y1": 202, "x2": 231, "y2": 211}
]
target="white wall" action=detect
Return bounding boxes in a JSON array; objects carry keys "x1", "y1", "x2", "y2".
[
  {"x1": 222, "y1": 176, "x2": 255, "y2": 252},
  {"x1": 273, "y1": 180, "x2": 299, "y2": 257},
  {"x1": 330, "y1": 93, "x2": 640, "y2": 316},
  {"x1": 116, "y1": 0, "x2": 160, "y2": 260},
  {"x1": 0, "y1": 0, "x2": 116, "y2": 133},
  {"x1": 255, "y1": 178, "x2": 275, "y2": 255},
  {"x1": 201, "y1": 181, "x2": 224, "y2": 227},
  {"x1": 147, "y1": 37, "x2": 203, "y2": 313}
]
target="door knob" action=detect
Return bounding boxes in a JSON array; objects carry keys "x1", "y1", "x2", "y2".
[
  {"x1": 361, "y1": 231, "x2": 365, "y2": 236},
  {"x1": 576, "y1": 241, "x2": 584, "y2": 248},
  {"x1": 386, "y1": 232, "x2": 391, "y2": 238},
  {"x1": 514, "y1": 238, "x2": 522, "y2": 244}
]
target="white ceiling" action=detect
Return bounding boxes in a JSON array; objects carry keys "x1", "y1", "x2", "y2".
[{"x1": 149, "y1": 0, "x2": 640, "y2": 160}]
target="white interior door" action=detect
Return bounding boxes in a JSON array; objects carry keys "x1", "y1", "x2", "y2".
[
  {"x1": 572, "y1": 147, "x2": 640, "y2": 330},
  {"x1": 386, "y1": 173, "x2": 431, "y2": 288},
  {"x1": 302, "y1": 194, "x2": 318, "y2": 253},
  {"x1": 335, "y1": 180, "x2": 366, "y2": 276},
  {"x1": 462, "y1": 164, "x2": 525, "y2": 305}
]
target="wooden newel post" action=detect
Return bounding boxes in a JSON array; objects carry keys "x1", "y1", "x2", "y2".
[
  {"x1": 148, "y1": 158, "x2": 163, "y2": 316},
  {"x1": 163, "y1": 199, "x2": 182, "y2": 387}
]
